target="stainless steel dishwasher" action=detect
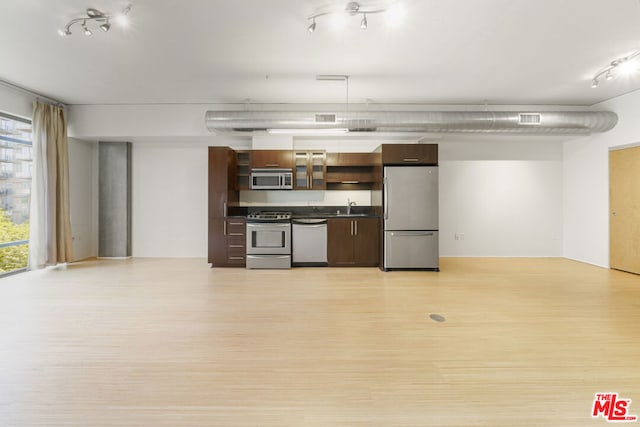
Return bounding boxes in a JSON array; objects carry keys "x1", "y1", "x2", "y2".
[{"x1": 292, "y1": 218, "x2": 328, "y2": 266}]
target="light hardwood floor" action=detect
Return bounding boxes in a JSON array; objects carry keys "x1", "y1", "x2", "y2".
[{"x1": 1, "y1": 258, "x2": 639, "y2": 426}]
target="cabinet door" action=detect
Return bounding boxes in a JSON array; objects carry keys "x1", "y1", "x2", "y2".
[
  {"x1": 353, "y1": 218, "x2": 379, "y2": 266},
  {"x1": 209, "y1": 147, "x2": 230, "y2": 218},
  {"x1": 235, "y1": 151, "x2": 250, "y2": 190},
  {"x1": 327, "y1": 219, "x2": 355, "y2": 266},
  {"x1": 251, "y1": 150, "x2": 293, "y2": 169},
  {"x1": 326, "y1": 152, "x2": 380, "y2": 166},
  {"x1": 208, "y1": 217, "x2": 227, "y2": 265},
  {"x1": 294, "y1": 151, "x2": 326, "y2": 190},
  {"x1": 208, "y1": 147, "x2": 241, "y2": 267},
  {"x1": 294, "y1": 151, "x2": 311, "y2": 189},
  {"x1": 381, "y1": 144, "x2": 438, "y2": 165},
  {"x1": 310, "y1": 151, "x2": 326, "y2": 189}
]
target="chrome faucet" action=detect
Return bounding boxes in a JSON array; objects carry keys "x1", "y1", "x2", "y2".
[{"x1": 347, "y1": 198, "x2": 356, "y2": 215}]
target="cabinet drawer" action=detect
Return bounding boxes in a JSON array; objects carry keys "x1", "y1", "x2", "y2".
[
  {"x1": 227, "y1": 245, "x2": 246, "y2": 257},
  {"x1": 227, "y1": 235, "x2": 245, "y2": 247},
  {"x1": 226, "y1": 254, "x2": 246, "y2": 265},
  {"x1": 226, "y1": 220, "x2": 246, "y2": 236}
]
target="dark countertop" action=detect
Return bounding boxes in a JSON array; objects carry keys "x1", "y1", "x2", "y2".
[{"x1": 292, "y1": 213, "x2": 379, "y2": 219}]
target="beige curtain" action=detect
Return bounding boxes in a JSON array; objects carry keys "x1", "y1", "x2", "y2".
[{"x1": 28, "y1": 101, "x2": 73, "y2": 269}]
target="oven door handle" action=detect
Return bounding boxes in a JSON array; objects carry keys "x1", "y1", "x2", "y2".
[{"x1": 247, "y1": 223, "x2": 291, "y2": 229}]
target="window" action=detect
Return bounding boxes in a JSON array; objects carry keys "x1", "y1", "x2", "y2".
[{"x1": 0, "y1": 113, "x2": 32, "y2": 275}]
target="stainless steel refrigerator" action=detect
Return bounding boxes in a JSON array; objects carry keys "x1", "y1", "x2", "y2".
[{"x1": 383, "y1": 166, "x2": 439, "y2": 270}]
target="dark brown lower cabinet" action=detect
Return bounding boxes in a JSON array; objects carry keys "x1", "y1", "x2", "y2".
[
  {"x1": 328, "y1": 217, "x2": 379, "y2": 266},
  {"x1": 209, "y1": 218, "x2": 246, "y2": 267}
]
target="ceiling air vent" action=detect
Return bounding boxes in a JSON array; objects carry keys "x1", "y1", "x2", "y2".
[
  {"x1": 518, "y1": 113, "x2": 542, "y2": 125},
  {"x1": 315, "y1": 113, "x2": 337, "y2": 123}
]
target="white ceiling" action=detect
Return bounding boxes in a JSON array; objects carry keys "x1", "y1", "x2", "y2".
[{"x1": 2, "y1": 0, "x2": 640, "y2": 106}]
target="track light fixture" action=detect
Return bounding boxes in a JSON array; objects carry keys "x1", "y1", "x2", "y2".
[
  {"x1": 591, "y1": 49, "x2": 640, "y2": 88},
  {"x1": 307, "y1": 1, "x2": 387, "y2": 32},
  {"x1": 58, "y1": 4, "x2": 132, "y2": 37},
  {"x1": 82, "y1": 20, "x2": 92, "y2": 36}
]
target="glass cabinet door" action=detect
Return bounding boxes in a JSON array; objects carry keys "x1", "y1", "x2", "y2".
[
  {"x1": 235, "y1": 151, "x2": 250, "y2": 190},
  {"x1": 294, "y1": 151, "x2": 310, "y2": 189},
  {"x1": 311, "y1": 151, "x2": 326, "y2": 189},
  {"x1": 294, "y1": 150, "x2": 326, "y2": 190}
]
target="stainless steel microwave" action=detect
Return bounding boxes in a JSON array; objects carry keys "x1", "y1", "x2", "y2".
[{"x1": 250, "y1": 169, "x2": 293, "y2": 190}]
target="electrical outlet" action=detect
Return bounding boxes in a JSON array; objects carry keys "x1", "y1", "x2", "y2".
[
  {"x1": 460, "y1": 233, "x2": 465, "y2": 241},
  {"x1": 454, "y1": 233, "x2": 459, "y2": 241}
]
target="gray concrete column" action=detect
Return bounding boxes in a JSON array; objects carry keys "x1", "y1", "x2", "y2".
[{"x1": 98, "y1": 141, "x2": 131, "y2": 257}]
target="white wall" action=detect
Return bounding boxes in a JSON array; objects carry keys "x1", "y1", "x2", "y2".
[
  {"x1": 131, "y1": 141, "x2": 211, "y2": 257},
  {"x1": 126, "y1": 138, "x2": 563, "y2": 258},
  {"x1": 439, "y1": 141, "x2": 563, "y2": 257},
  {"x1": 68, "y1": 138, "x2": 98, "y2": 261},
  {"x1": 563, "y1": 89, "x2": 640, "y2": 267}
]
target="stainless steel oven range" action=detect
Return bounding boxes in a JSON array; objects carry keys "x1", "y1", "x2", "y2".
[{"x1": 246, "y1": 212, "x2": 292, "y2": 269}]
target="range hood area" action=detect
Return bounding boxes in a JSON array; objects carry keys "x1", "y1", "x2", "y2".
[{"x1": 205, "y1": 109, "x2": 618, "y2": 135}]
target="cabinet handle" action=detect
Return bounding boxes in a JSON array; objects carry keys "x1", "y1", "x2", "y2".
[
  {"x1": 266, "y1": 163, "x2": 279, "y2": 167},
  {"x1": 354, "y1": 221, "x2": 358, "y2": 236},
  {"x1": 229, "y1": 245, "x2": 244, "y2": 248},
  {"x1": 229, "y1": 256, "x2": 244, "y2": 260},
  {"x1": 223, "y1": 202, "x2": 227, "y2": 216},
  {"x1": 383, "y1": 177, "x2": 389, "y2": 220},
  {"x1": 229, "y1": 233, "x2": 244, "y2": 236},
  {"x1": 228, "y1": 222, "x2": 244, "y2": 225},
  {"x1": 390, "y1": 231, "x2": 434, "y2": 236},
  {"x1": 350, "y1": 220, "x2": 354, "y2": 236},
  {"x1": 223, "y1": 221, "x2": 227, "y2": 236},
  {"x1": 403, "y1": 158, "x2": 419, "y2": 162}
]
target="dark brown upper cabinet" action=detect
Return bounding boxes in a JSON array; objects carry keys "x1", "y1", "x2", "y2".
[
  {"x1": 379, "y1": 144, "x2": 438, "y2": 165},
  {"x1": 250, "y1": 150, "x2": 293, "y2": 169}
]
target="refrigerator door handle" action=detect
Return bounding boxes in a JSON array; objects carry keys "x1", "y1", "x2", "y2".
[
  {"x1": 383, "y1": 177, "x2": 389, "y2": 220},
  {"x1": 390, "y1": 231, "x2": 435, "y2": 237}
]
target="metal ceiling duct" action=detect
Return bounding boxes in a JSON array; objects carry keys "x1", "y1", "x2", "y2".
[{"x1": 205, "y1": 110, "x2": 618, "y2": 134}]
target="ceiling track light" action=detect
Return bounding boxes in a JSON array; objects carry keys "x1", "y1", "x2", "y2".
[
  {"x1": 100, "y1": 19, "x2": 111, "y2": 32},
  {"x1": 58, "y1": 4, "x2": 131, "y2": 37},
  {"x1": 82, "y1": 20, "x2": 92, "y2": 36},
  {"x1": 307, "y1": 1, "x2": 386, "y2": 32},
  {"x1": 591, "y1": 49, "x2": 640, "y2": 88}
]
